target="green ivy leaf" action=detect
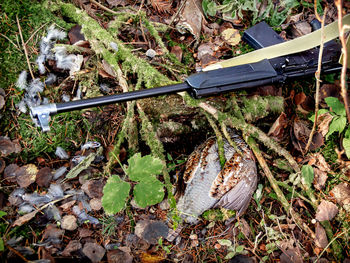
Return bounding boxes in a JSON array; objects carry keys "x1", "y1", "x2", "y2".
[
  {"x1": 301, "y1": 165, "x2": 314, "y2": 188},
  {"x1": 235, "y1": 245, "x2": 245, "y2": 253},
  {"x1": 343, "y1": 137, "x2": 350, "y2": 159},
  {"x1": 308, "y1": 109, "x2": 329, "y2": 122},
  {"x1": 0, "y1": 211, "x2": 7, "y2": 218},
  {"x1": 325, "y1": 97, "x2": 346, "y2": 116},
  {"x1": 127, "y1": 153, "x2": 164, "y2": 182},
  {"x1": 133, "y1": 177, "x2": 164, "y2": 208},
  {"x1": 326, "y1": 116, "x2": 347, "y2": 139},
  {"x1": 102, "y1": 175, "x2": 131, "y2": 214}
]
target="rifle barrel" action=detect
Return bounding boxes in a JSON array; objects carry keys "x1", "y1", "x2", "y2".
[{"x1": 56, "y1": 82, "x2": 190, "y2": 113}]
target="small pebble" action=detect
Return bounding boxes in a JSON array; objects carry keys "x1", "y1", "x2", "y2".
[
  {"x1": 145, "y1": 49, "x2": 156, "y2": 58},
  {"x1": 61, "y1": 215, "x2": 78, "y2": 231}
]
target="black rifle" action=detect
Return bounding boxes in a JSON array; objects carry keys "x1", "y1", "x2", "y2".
[{"x1": 30, "y1": 21, "x2": 342, "y2": 131}]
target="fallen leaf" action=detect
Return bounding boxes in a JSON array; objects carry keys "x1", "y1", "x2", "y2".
[
  {"x1": 60, "y1": 200, "x2": 76, "y2": 211},
  {"x1": 106, "y1": 0, "x2": 129, "y2": 7},
  {"x1": 292, "y1": 21, "x2": 312, "y2": 37},
  {"x1": 79, "y1": 228, "x2": 93, "y2": 238},
  {"x1": 140, "y1": 252, "x2": 166, "y2": 263},
  {"x1": 319, "y1": 84, "x2": 341, "y2": 105},
  {"x1": 135, "y1": 220, "x2": 169, "y2": 245},
  {"x1": 107, "y1": 247, "x2": 133, "y2": 263},
  {"x1": 36, "y1": 167, "x2": 53, "y2": 187},
  {"x1": 268, "y1": 112, "x2": 288, "y2": 142},
  {"x1": 176, "y1": 0, "x2": 202, "y2": 41},
  {"x1": 170, "y1": 46, "x2": 183, "y2": 62},
  {"x1": 315, "y1": 222, "x2": 328, "y2": 248},
  {"x1": 313, "y1": 168, "x2": 328, "y2": 190},
  {"x1": 315, "y1": 200, "x2": 338, "y2": 222},
  {"x1": 221, "y1": 28, "x2": 241, "y2": 46},
  {"x1": 62, "y1": 240, "x2": 82, "y2": 257},
  {"x1": 12, "y1": 210, "x2": 38, "y2": 227},
  {"x1": 90, "y1": 198, "x2": 102, "y2": 211},
  {"x1": 68, "y1": 25, "x2": 85, "y2": 44},
  {"x1": 43, "y1": 224, "x2": 64, "y2": 240},
  {"x1": 82, "y1": 179, "x2": 104, "y2": 199},
  {"x1": 315, "y1": 112, "x2": 333, "y2": 137},
  {"x1": 16, "y1": 164, "x2": 38, "y2": 188},
  {"x1": 4, "y1": 164, "x2": 19, "y2": 182},
  {"x1": 0, "y1": 136, "x2": 21, "y2": 156},
  {"x1": 82, "y1": 242, "x2": 106, "y2": 263},
  {"x1": 330, "y1": 183, "x2": 350, "y2": 212},
  {"x1": 100, "y1": 60, "x2": 116, "y2": 78},
  {"x1": 239, "y1": 218, "x2": 251, "y2": 238},
  {"x1": 291, "y1": 119, "x2": 324, "y2": 152},
  {"x1": 294, "y1": 92, "x2": 306, "y2": 105},
  {"x1": 280, "y1": 247, "x2": 303, "y2": 263}
]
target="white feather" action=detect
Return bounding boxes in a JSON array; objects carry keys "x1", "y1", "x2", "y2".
[{"x1": 16, "y1": 71, "x2": 28, "y2": 90}]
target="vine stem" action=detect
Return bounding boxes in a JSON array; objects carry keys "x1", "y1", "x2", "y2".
[
  {"x1": 336, "y1": 0, "x2": 350, "y2": 123},
  {"x1": 305, "y1": 7, "x2": 327, "y2": 152},
  {"x1": 245, "y1": 136, "x2": 315, "y2": 239}
]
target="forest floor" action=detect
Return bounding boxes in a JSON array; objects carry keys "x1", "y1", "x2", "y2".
[{"x1": 0, "y1": 0, "x2": 350, "y2": 262}]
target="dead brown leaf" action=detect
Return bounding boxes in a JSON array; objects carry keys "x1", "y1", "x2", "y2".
[
  {"x1": 82, "y1": 242, "x2": 106, "y2": 263},
  {"x1": 100, "y1": 60, "x2": 116, "y2": 78},
  {"x1": 12, "y1": 210, "x2": 38, "y2": 227},
  {"x1": 107, "y1": 247, "x2": 133, "y2": 263},
  {"x1": 170, "y1": 46, "x2": 183, "y2": 62},
  {"x1": 315, "y1": 222, "x2": 328, "y2": 248},
  {"x1": 319, "y1": 84, "x2": 341, "y2": 105},
  {"x1": 317, "y1": 112, "x2": 333, "y2": 137},
  {"x1": 292, "y1": 21, "x2": 311, "y2": 37},
  {"x1": 315, "y1": 200, "x2": 338, "y2": 222},
  {"x1": 280, "y1": 247, "x2": 303, "y2": 263},
  {"x1": 68, "y1": 25, "x2": 85, "y2": 44},
  {"x1": 16, "y1": 164, "x2": 38, "y2": 188},
  {"x1": 330, "y1": 183, "x2": 350, "y2": 212},
  {"x1": 135, "y1": 220, "x2": 169, "y2": 245},
  {"x1": 313, "y1": 168, "x2": 328, "y2": 190},
  {"x1": 291, "y1": 119, "x2": 324, "y2": 152},
  {"x1": 176, "y1": 0, "x2": 203, "y2": 42},
  {"x1": 81, "y1": 179, "x2": 104, "y2": 198},
  {"x1": 36, "y1": 167, "x2": 53, "y2": 187},
  {"x1": 4, "y1": 164, "x2": 19, "y2": 182},
  {"x1": 106, "y1": 0, "x2": 128, "y2": 7},
  {"x1": 268, "y1": 112, "x2": 289, "y2": 142},
  {"x1": 0, "y1": 136, "x2": 21, "y2": 157},
  {"x1": 62, "y1": 240, "x2": 82, "y2": 257},
  {"x1": 294, "y1": 92, "x2": 306, "y2": 105}
]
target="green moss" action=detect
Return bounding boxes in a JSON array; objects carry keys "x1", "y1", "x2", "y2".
[
  {"x1": 16, "y1": 112, "x2": 89, "y2": 161},
  {"x1": 320, "y1": 133, "x2": 338, "y2": 165}
]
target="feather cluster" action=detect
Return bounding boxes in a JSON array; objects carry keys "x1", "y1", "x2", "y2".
[{"x1": 177, "y1": 133, "x2": 257, "y2": 224}]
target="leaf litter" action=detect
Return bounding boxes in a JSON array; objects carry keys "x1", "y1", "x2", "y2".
[{"x1": 1, "y1": 1, "x2": 350, "y2": 262}]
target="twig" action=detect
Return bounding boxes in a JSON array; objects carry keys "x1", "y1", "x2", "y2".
[
  {"x1": 89, "y1": 0, "x2": 119, "y2": 14},
  {"x1": 6, "y1": 245, "x2": 29, "y2": 262},
  {"x1": 245, "y1": 135, "x2": 315, "y2": 239},
  {"x1": 314, "y1": 228, "x2": 348, "y2": 262},
  {"x1": 0, "y1": 33, "x2": 21, "y2": 51},
  {"x1": 336, "y1": 0, "x2": 350, "y2": 123},
  {"x1": 305, "y1": 7, "x2": 327, "y2": 152},
  {"x1": 166, "y1": 0, "x2": 187, "y2": 30},
  {"x1": 25, "y1": 22, "x2": 49, "y2": 45},
  {"x1": 16, "y1": 15, "x2": 34, "y2": 80}
]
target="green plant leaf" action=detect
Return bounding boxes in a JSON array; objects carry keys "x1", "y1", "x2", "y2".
[
  {"x1": 218, "y1": 239, "x2": 232, "y2": 247},
  {"x1": 225, "y1": 251, "x2": 236, "y2": 259},
  {"x1": 301, "y1": 165, "x2": 314, "y2": 188},
  {"x1": 235, "y1": 245, "x2": 245, "y2": 253},
  {"x1": 0, "y1": 238, "x2": 4, "y2": 252},
  {"x1": 343, "y1": 137, "x2": 350, "y2": 159},
  {"x1": 345, "y1": 126, "x2": 350, "y2": 138},
  {"x1": 102, "y1": 175, "x2": 131, "y2": 214},
  {"x1": 126, "y1": 153, "x2": 164, "y2": 182},
  {"x1": 0, "y1": 211, "x2": 7, "y2": 218},
  {"x1": 202, "y1": 0, "x2": 217, "y2": 17},
  {"x1": 325, "y1": 97, "x2": 346, "y2": 116},
  {"x1": 133, "y1": 177, "x2": 165, "y2": 208},
  {"x1": 309, "y1": 109, "x2": 329, "y2": 122},
  {"x1": 326, "y1": 116, "x2": 347, "y2": 139}
]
